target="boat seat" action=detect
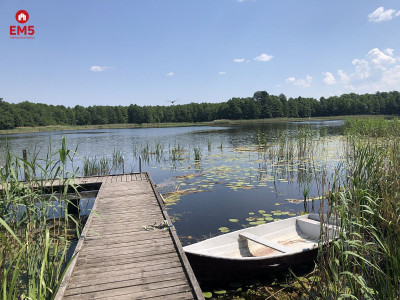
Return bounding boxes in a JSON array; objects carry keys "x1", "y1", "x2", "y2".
[
  {"x1": 238, "y1": 232, "x2": 295, "y2": 253},
  {"x1": 296, "y1": 218, "x2": 321, "y2": 239}
]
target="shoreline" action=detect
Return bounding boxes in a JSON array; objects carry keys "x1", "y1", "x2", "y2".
[{"x1": 0, "y1": 115, "x2": 388, "y2": 135}]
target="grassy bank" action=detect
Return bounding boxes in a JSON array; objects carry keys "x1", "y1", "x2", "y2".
[{"x1": 0, "y1": 115, "x2": 389, "y2": 135}]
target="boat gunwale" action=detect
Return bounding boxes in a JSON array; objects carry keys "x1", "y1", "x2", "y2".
[{"x1": 183, "y1": 214, "x2": 339, "y2": 261}]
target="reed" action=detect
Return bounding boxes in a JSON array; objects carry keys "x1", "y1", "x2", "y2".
[
  {"x1": 0, "y1": 138, "x2": 80, "y2": 299},
  {"x1": 112, "y1": 149, "x2": 124, "y2": 169},
  {"x1": 194, "y1": 147, "x2": 201, "y2": 162},
  {"x1": 308, "y1": 120, "x2": 400, "y2": 299},
  {"x1": 83, "y1": 155, "x2": 111, "y2": 176},
  {"x1": 207, "y1": 139, "x2": 212, "y2": 152},
  {"x1": 170, "y1": 143, "x2": 185, "y2": 161},
  {"x1": 344, "y1": 117, "x2": 400, "y2": 137}
]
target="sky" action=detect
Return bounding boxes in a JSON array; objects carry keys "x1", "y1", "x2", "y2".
[{"x1": 1, "y1": 0, "x2": 400, "y2": 107}]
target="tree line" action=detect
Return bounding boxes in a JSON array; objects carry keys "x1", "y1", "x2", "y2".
[{"x1": 0, "y1": 91, "x2": 399, "y2": 130}]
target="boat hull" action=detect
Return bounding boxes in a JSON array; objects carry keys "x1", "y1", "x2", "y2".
[{"x1": 186, "y1": 247, "x2": 318, "y2": 283}]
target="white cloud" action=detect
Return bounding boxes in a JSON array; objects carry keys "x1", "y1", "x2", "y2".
[
  {"x1": 337, "y1": 70, "x2": 350, "y2": 84},
  {"x1": 381, "y1": 65, "x2": 400, "y2": 86},
  {"x1": 368, "y1": 7, "x2": 399, "y2": 22},
  {"x1": 327, "y1": 47, "x2": 400, "y2": 94},
  {"x1": 322, "y1": 72, "x2": 336, "y2": 85},
  {"x1": 234, "y1": 58, "x2": 245, "y2": 63},
  {"x1": 166, "y1": 72, "x2": 174, "y2": 77},
  {"x1": 286, "y1": 75, "x2": 312, "y2": 87},
  {"x1": 254, "y1": 53, "x2": 273, "y2": 62},
  {"x1": 295, "y1": 75, "x2": 312, "y2": 87},
  {"x1": 218, "y1": 71, "x2": 226, "y2": 75},
  {"x1": 352, "y1": 58, "x2": 370, "y2": 79},
  {"x1": 385, "y1": 48, "x2": 394, "y2": 56},
  {"x1": 367, "y1": 48, "x2": 396, "y2": 69},
  {"x1": 90, "y1": 66, "x2": 111, "y2": 72}
]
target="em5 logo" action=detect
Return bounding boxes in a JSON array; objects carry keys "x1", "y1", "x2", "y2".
[{"x1": 10, "y1": 10, "x2": 35, "y2": 39}]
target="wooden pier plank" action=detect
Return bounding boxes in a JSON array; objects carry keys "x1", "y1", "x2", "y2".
[{"x1": 56, "y1": 173, "x2": 203, "y2": 300}]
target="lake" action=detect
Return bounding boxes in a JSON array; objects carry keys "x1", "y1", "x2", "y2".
[{"x1": 0, "y1": 120, "x2": 345, "y2": 245}]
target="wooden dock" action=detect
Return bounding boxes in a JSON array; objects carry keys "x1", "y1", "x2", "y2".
[{"x1": 55, "y1": 173, "x2": 204, "y2": 300}]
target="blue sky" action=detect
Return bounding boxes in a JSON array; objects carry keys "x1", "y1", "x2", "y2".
[{"x1": 1, "y1": 0, "x2": 400, "y2": 107}]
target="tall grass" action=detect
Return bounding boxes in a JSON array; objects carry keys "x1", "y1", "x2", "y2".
[
  {"x1": 344, "y1": 117, "x2": 400, "y2": 137},
  {"x1": 0, "y1": 138, "x2": 80, "y2": 299},
  {"x1": 112, "y1": 149, "x2": 124, "y2": 170},
  {"x1": 83, "y1": 156, "x2": 111, "y2": 176},
  {"x1": 309, "y1": 119, "x2": 400, "y2": 299}
]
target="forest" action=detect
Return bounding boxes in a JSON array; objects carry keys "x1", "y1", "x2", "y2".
[{"x1": 0, "y1": 90, "x2": 399, "y2": 130}]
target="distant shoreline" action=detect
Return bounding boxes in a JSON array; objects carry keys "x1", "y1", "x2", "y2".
[{"x1": 0, "y1": 115, "x2": 389, "y2": 135}]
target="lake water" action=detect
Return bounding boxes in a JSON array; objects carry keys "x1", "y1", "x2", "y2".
[{"x1": 0, "y1": 120, "x2": 345, "y2": 245}]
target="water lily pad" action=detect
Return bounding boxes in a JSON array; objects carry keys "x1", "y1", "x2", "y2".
[
  {"x1": 246, "y1": 217, "x2": 255, "y2": 221},
  {"x1": 203, "y1": 292, "x2": 212, "y2": 298},
  {"x1": 258, "y1": 210, "x2": 266, "y2": 214},
  {"x1": 248, "y1": 212, "x2": 254, "y2": 215},
  {"x1": 249, "y1": 220, "x2": 266, "y2": 225},
  {"x1": 213, "y1": 289, "x2": 227, "y2": 295},
  {"x1": 229, "y1": 219, "x2": 239, "y2": 223},
  {"x1": 264, "y1": 217, "x2": 274, "y2": 221},
  {"x1": 218, "y1": 227, "x2": 229, "y2": 233}
]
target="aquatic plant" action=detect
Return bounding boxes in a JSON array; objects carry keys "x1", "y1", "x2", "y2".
[
  {"x1": 83, "y1": 155, "x2": 111, "y2": 176},
  {"x1": 207, "y1": 139, "x2": 212, "y2": 151},
  {"x1": 0, "y1": 139, "x2": 81, "y2": 299},
  {"x1": 308, "y1": 127, "x2": 400, "y2": 299},
  {"x1": 170, "y1": 143, "x2": 185, "y2": 161},
  {"x1": 112, "y1": 148, "x2": 124, "y2": 170},
  {"x1": 194, "y1": 147, "x2": 201, "y2": 162},
  {"x1": 344, "y1": 117, "x2": 400, "y2": 137}
]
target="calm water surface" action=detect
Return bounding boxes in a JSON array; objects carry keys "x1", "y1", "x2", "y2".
[{"x1": 0, "y1": 121, "x2": 345, "y2": 245}]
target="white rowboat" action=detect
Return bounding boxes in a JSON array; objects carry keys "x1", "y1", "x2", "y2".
[{"x1": 183, "y1": 214, "x2": 339, "y2": 281}]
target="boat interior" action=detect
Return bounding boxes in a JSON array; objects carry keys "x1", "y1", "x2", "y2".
[{"x1": 184, "y1": 215, "x2": 338, "y2": 259}]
